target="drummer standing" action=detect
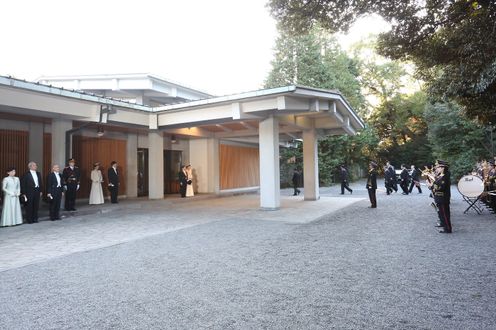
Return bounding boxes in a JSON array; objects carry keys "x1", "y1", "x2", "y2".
[{"x1": 431, "y1": 160, "x2": 452, "y2": 233}]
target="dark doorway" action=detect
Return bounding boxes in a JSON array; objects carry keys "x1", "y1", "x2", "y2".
[
  {"x1": 164, "y1": 150, "x2": 182, "y2": 194},
  {"x1": 137, "y1": 148, "x2": 149, "y2": 197}
]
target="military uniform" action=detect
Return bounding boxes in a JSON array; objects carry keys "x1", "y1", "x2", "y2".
[
  {"x1": 432, "y1": 161, "x2": 451, "y2": 233},
  {"x1": 62, "y1": 159, "x2": 80, "y2": 211}
]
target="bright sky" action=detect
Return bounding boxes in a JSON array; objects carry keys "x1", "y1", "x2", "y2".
[{"x1": 1, "y1": 1, "x2": 389, "y2": 96}]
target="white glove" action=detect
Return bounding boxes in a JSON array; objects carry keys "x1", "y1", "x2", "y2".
[{"x1": 77, "y1": 185, "x2": 80, "y2": 191}]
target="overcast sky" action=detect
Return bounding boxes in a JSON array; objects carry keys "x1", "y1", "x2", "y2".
[{"x1": 1, "y1": 0, "x2": 389, "y2": 96}]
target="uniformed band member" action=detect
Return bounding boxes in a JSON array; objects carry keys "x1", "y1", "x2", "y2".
[
  {"x1": 430, "y1": 160, "x2": 452, "y2": 233},
  {"x1": 339, "y1": 164, "x2": 353, "y2": 195},
  {"x1": 366, "y1": 161, "x2": 378, "y2": 208},
  {"x1": 62, "y1": 158, "x2": 80, "y2": 211},
  {"x1": 485, "y1": 161, "x2": 496, "y2": 211}
]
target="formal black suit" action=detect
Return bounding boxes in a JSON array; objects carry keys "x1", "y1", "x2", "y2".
[
  {"x1": 178, "y1": 170, "x2": 187, "y2": 198},
  {"x1": 400, "y1": 168, "x2": 410, "y2": 194},
  {"x1": 62, "y1": 166, "x2": 80, "y2": 211},
  {"x1": 108, "y1": 167, "x2": 119, "y2": 203},
  {"x1": 366, "y1": 168, "x2": 378, "y2": 208},
  {"x1": 21, "y1": 170, "x2": 42, "y2": 223},
  {"x1": 47, "y1": 172, "x2": 64, "y2": 220}
]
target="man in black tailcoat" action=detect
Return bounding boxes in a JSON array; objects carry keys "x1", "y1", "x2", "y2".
[
  {"x1": 62, "y1": 158, "x2": 80, "y2": 211},
  {"x1": 20, "y1": 161, "x2": 43, "y2": 223},
  {"x1": 108, "y1": 161, "x2": 120, "y2": 203},
  {"x1": 400, "y1": 164, "x2": 410, "y2": 195},
  {"x1": 339, "y1": 164, "x2": 353, "y2": 195},
  {"x1": 46, "y1": 164, "x2": 64, "y2": 220},
  {"x1": 178, "y1": 165, "x2": 188, "y2": 198}
]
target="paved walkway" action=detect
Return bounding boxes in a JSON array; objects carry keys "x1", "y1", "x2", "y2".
[{"x1": 1, "y1": 182, "x2": 495, "y2": 329}]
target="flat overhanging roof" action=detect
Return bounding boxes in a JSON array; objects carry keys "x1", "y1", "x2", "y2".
[{"x1": 0, "y1": 75, "x2": 364, "y2": 137}]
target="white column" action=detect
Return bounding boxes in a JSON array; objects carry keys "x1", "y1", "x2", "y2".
[
  {"x1": 259, "y1": 116, "x2": 280, "y2": 210},
  {"x1": 207, "y1": 138, "x2": 220, "y2": 194},
  {"x1": 148, "y1": 131, "x2": 164, "y2": 199},
  {"x1": 126, "y1": 133, "x2": 138, "y2": 198},
  {"x1": 189, "y1": 137, "x2": 219, "y2": 194},
  {"x1": 28, "y1": 122, "x2": 44, "y2": 173},
  {"x1": 303, "y1": 127, "x2": 320, "y2": 201},
  {"x1": 51, "y1": 119, "x2": 72, "y2": 167}
]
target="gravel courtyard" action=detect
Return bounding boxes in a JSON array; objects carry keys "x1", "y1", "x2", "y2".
[{"x1": 1, "y1": 182, "x2": 495, "y2": 330}]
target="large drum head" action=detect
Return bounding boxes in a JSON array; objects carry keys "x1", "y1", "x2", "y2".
[{"x1": 457, "y1": 175, "x2": 484, "y2": 198}]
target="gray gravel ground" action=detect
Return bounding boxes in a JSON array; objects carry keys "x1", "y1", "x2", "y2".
[{"x1": 1, "y1": 182, "x2": 495, "y2": 330}]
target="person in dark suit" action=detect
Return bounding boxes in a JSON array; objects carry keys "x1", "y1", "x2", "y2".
[
  {"x1": 46, "y1": 164, "x2": 64, "y2": 220},
  {"x1": 20, "y1": 161, "x2": 43, "y2": 224},
  {"x1": 339, "y1": 164, "x2": 353, "y2": 195},
  {"x1": 292, "y1": 168, "x2": 301, "y2": 196},
  {"x1": 107, "y1": 161, "x2": 119, "y2": 203},
  {"x1": 62, "y1": 158, "x2": 80, "y2": 211},
  {"x1": 178, "y1": 165, "x2": 188, "y2": 198},
  {"x1": 400, "y1": 164, "x2": 410, "y2": 195},
  {"x1": 366, "y1": 161, "x2": 378, "y2": 208},
  {"x1": 408, "y1": 165, "x2": 422, "y2": 194}
]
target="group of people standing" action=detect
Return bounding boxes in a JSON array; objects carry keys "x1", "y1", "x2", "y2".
[
  {"x1": 1, "y1": 158, "x2": 120, "y2": 227},
  {"x1": 178, "y1": 165, "x2": 194, "y2": 198}
]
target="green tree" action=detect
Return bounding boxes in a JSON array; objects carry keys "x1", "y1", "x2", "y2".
[
  {"x1": 424, "y1": 102, "x2": 490, "y2": 178},
  {"x1": 268, "y1": 0, "x2": 496, "y2": 122}
]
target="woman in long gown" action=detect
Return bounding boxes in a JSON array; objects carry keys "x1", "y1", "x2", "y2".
[
  {"x1": 89, "y1": 162, "x2": 104, "y2": 205},
  {"x1": 1, "y1": 167, "x2": 23, "y2": 227},
  {"x1": 186, "y1": 165, "x2": 194, "y2": 197}
]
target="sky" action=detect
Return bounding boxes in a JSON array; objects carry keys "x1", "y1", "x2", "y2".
[{"x1": 1, "y1": 0, "x2": 389, "y2": 96}]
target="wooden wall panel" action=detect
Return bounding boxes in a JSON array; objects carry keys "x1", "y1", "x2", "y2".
[
  {"x1": 72, "y1": 136, "x2": 127, "y2": 199},
  {"x1": 220, "y1": 144, "x2": 260, "y2": 190},
  {"x1": 43, "y1": 133, "x2": 52, "y2": 179},
  {"x1": 0, "y1": 130, "x2": 29, "y2": 179}
]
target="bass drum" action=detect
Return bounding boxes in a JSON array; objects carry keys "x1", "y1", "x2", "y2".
[{"x1": 457, "y1": 175, "x2": 484, "y2": 198}]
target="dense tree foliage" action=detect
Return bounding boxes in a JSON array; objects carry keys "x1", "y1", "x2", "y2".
[{"x1": 268, "y1": 0, "x2": 496, "y2": 122}]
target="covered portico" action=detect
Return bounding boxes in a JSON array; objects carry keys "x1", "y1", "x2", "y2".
[
  {"x1": 0, "y1": 77, "x2": 363, "y2": 210},
  {"x1": 154, "y1": 86, "x2": 364, "y2": 209}
]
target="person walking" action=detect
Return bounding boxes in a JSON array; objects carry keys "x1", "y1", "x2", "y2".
[
  {"x1": 292, "y1": 168, "x2": 301, "y2": 196},
  {"x1": 400, "y1": 164, "x2": 410, "y2": 195},
  {"x1": 366, "y1": 161, "x2": 378, "y2": 208},
  {"x1": 46, "y1": 164, "x2": 64, "y2": 221},
  {"x1": 89, "y1": 162, "x2": 104, "y2": 205},
  {"x1": 20, "y1": 161, "x2": 42, "y2": 224},
  {"x1": 408, "y1": 165, "x2": 422, "y2": 194},
  {"x1": 339, "y1": 164, "x2": 353, "y2": 194},
  {"x1": 62, "y1": 158, "x2": 80, "y2": 211},
  {"x1": 1, "y1": 167, "x2": 23, "y2": 227},
  {"x1": 107, "y1": 161, "x2": 119, "y2": 204}
]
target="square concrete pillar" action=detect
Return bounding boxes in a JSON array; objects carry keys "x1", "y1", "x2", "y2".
[
  {"x1": 148, "y1": 131, "x2": 164, "y2": 199},
  {"x1": 29, "y1": 122, "x2": 44, "y2": 173},
  {"x1": 51, "y1": 119, "x2": 73, "y2": 167},
  {"x1": 126, "y1": 133, "x2": 138, "y2": 198},
  {"x1": 259, "y1": 116, "x2": 280, "y2": 210},
  {"x1": 189, "y1": 137, "x2": 219, "y2": 194},
  {"x1": 303, "y1": 127, "x2": 320, "y2": 201}
]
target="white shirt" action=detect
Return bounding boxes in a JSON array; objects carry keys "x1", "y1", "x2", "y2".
[
  {"x1": 54, "y1": 172, "x2": 61, "y2": 187},
  {"x1": 30, "y1": 170, "x2": 39, "y2": 187}
]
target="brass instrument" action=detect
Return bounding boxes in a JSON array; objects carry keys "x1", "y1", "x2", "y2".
[{"x1": 421, "y1": 167, "x2": 436, "y2": 185}]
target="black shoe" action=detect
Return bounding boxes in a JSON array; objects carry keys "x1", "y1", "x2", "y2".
[
  {"x1": 293, "y1": 194, "x2": 297, "y2": 196},
  {"x1": 340, "y1": 193, "x2": 344, "y2": 195},
  {"x1": 439, "y1": 229, "x2": 452, "y2": 233},
  {"x1": 71, "y1": 208, "x2": 76, "y2": 211},
  {"x1": 350, "y1": 190, "x2": 353, "y2": 194},
  {"x1": 32, "y1": 220, "x2": 39, "y2": 223}
]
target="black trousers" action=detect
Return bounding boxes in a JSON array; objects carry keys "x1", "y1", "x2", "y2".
[
  {"x1": 49, "y1": 189, "x2": 63, "y2": 219},
  {"x1": 341, "y1": 180, "x2": 352, "y2": 194},
  {"x1": 408, "y1": 180, "x2": 422, "y2": 193},
  {"x1": 25, "y1": 188, "x2": 41, "y2": 223},
  {"x1": 436, "y1": 202, "x2": 452, "y2": 232},
  {"x1": 367, "y1": 188, "x2": 377, "y2": 208},
  {"x1": 400, "y1": 180, "x2": 409, "y2": 194},
  {"x1": 109, "y1": 185, "x2": 118, "y2": 203},
  {"x1": 293, "y1": 183, "x2": 300, "y2": 195},
  {"x1": 179, "y1": 182, "x2": 187, "y2": 197},
  {"x1": 65, "y1": 183, "x2": 77, "y2": 210}
]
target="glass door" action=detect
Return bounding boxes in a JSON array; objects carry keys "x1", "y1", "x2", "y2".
[
  {"x1": 164, "y1": 150, "x2": 182, "y2": 194},
  {"x1": 137, "y1": 148, "x2": 149, "y2": 197}
]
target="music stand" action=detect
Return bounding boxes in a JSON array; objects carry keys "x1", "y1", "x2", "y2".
[{"x1": 457, "y1": 175, "x2": 485, "y2": 214}]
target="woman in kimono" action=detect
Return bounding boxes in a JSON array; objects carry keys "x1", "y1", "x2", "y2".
[
  {"x1": 1, "y1": 167, "x2": 23, "y2": 227},
  {"x1": 89, "y1": 162, "x2": 105, "y2": 205}
]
